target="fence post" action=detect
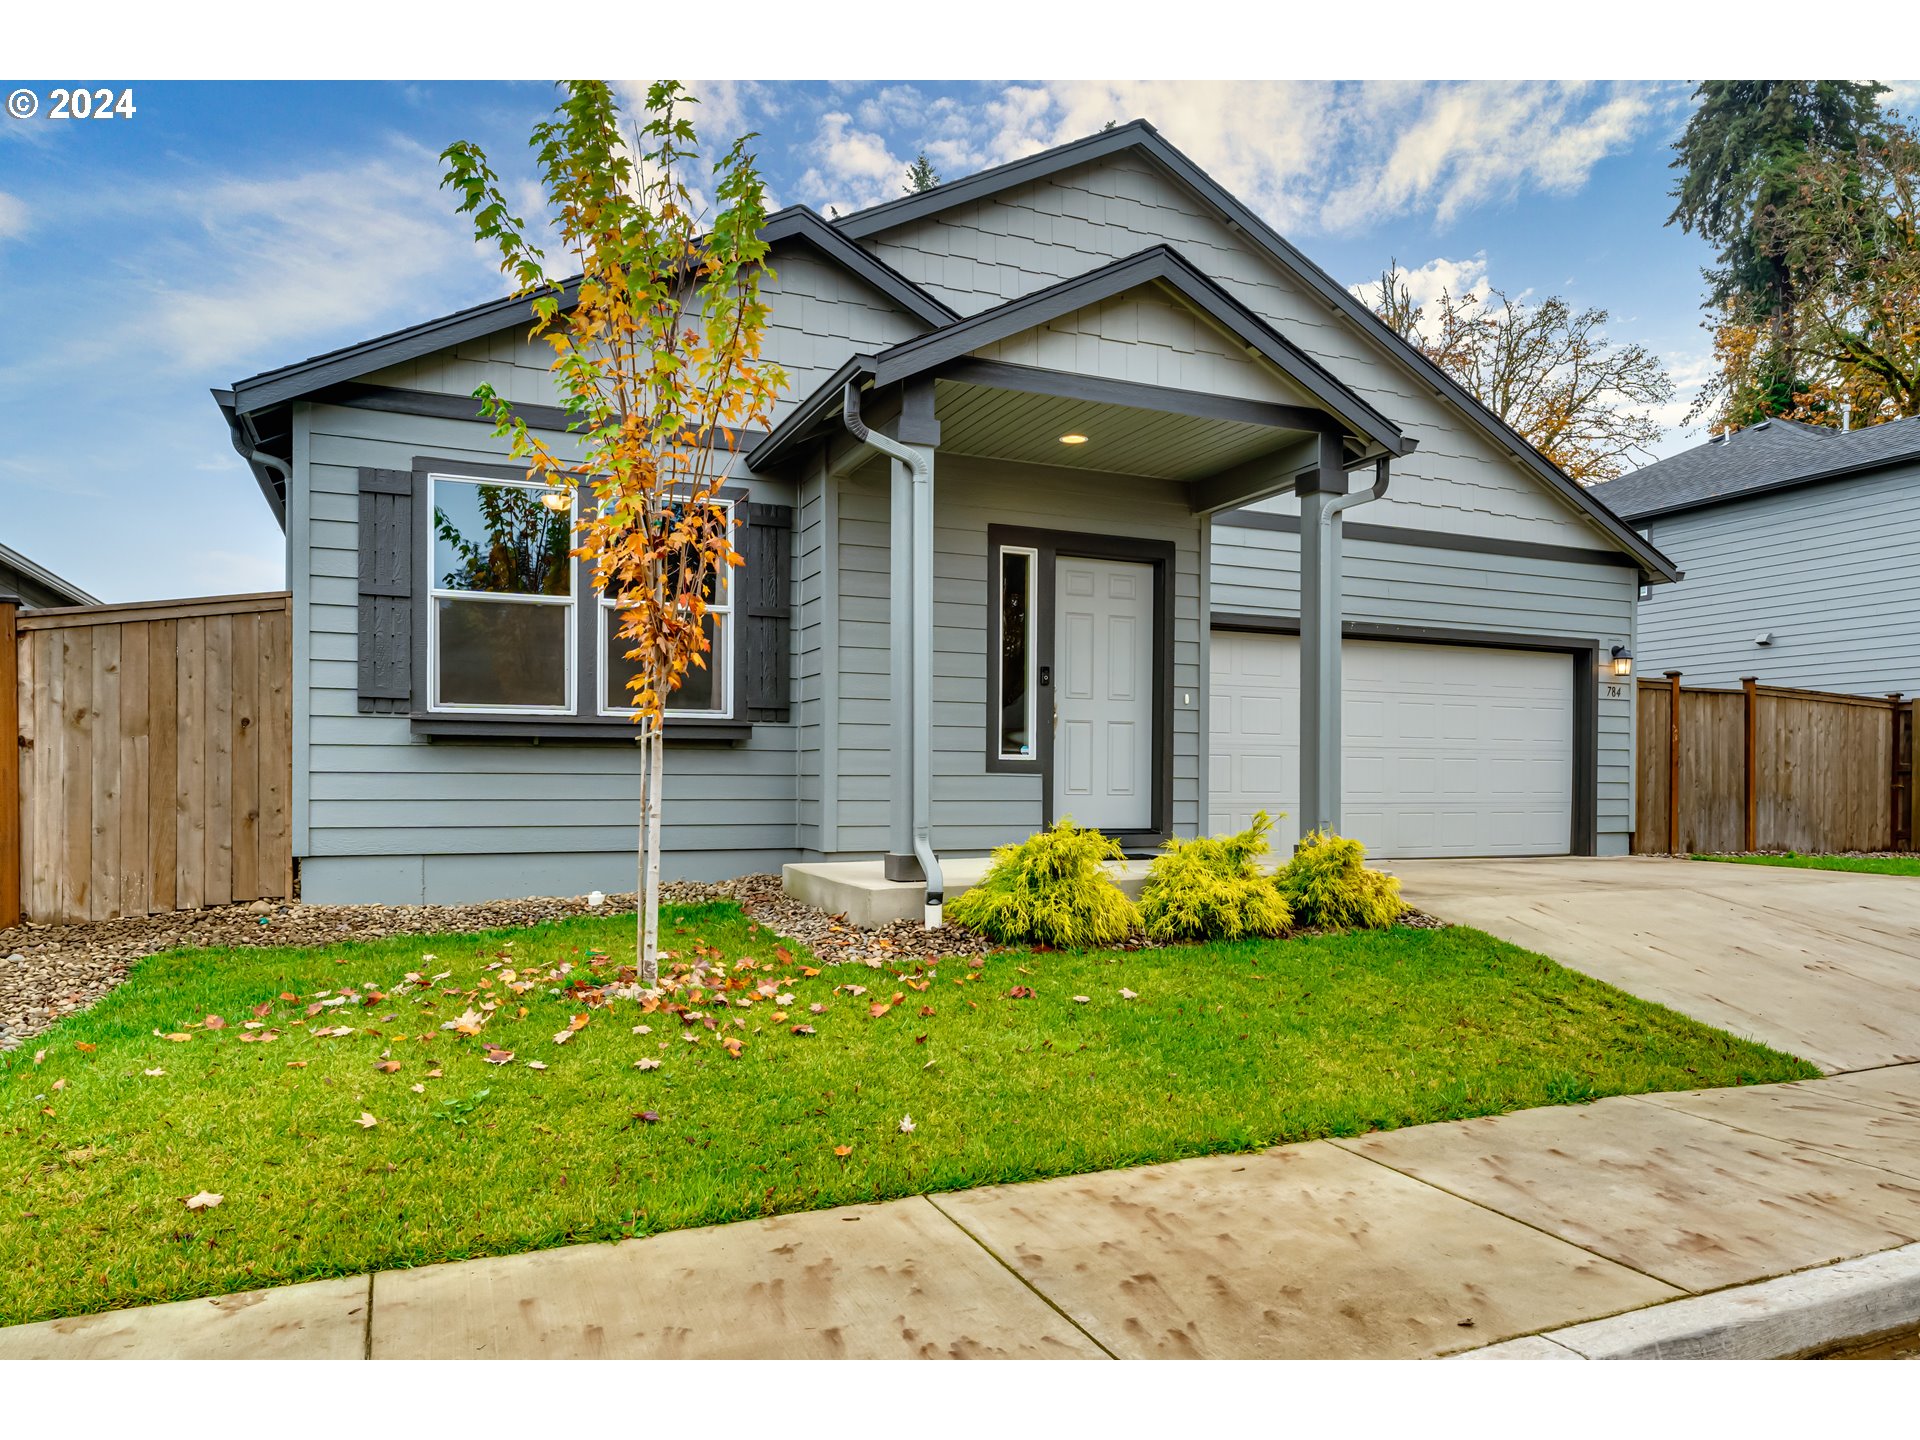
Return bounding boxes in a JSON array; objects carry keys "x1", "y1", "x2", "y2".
[
  {"x1": 1742, "y1": 676, "x2": 1758, "y2": 853},
  {"x1": 0, "y1": 593, "x2": 19, "y2": 928},
  {"x1": 1666, "y1": 670, "x2": 1683, "y2": 854},
  {"x1": 1890, "y1": 693, "x2": 1908, "y2": 852}
]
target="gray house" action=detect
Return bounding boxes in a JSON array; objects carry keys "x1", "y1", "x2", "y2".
[
  {"x1": 215, "y1": 120, "x2": 1676, "y2": 906},
  {"x1": 1596, "y1": 416, "x2": 1920, "y2": 696},
  {"x1": 0, "y1": 540, "x2": 98, "y2": 610}
]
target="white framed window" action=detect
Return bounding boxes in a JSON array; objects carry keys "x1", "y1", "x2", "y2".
[
  {"x1": 997, "y1": 544, "x2": 1038, "y2": 760},
  {"x1": 426, "y1": 472, "x2": 576, "y2": 714},
  {"x1": 599, "y1": 496, "x2": 735, "y2": 720}
]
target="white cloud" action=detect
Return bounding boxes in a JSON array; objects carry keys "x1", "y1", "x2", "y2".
[
  {"x1": 1644, "y1": 350, "x2": 1717, "y2": 455},
  {"x1": 1882, "y1": 81, "x2": 1920, "y2": 118},
  {"x1": 1317, "y1": 82, "x2": 1663, "y2": 229},
  {"x1": 797, "y1": 80, "x2": 1677, "y2": 236},
  {"x1": 141, "y1": 143, "x2": 489, "y2": 372},
  {"x1": 0, "y1": 137, "x2": 496, "y2": 386},
  {"x1": 1348, "y1": 252, "x2": 1494, "y2": 343},
  {"x1": 0, "y1": 190, "x2": 27, "y2": 241},
  {"x1": 794, "y1": 110, "x2": 911, "y2": 215}
]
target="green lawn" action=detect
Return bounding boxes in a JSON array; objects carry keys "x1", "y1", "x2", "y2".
[
  {"x1": 1694, "y1": 852, "x2": 1920, "y2": 877},
  {"x1": 0, "y1": 903, "x2": 1814, "y2": 1327}
]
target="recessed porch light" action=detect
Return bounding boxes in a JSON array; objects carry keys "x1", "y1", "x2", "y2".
[{"x1": 1058, "y1": 433, "x2": 1089, "y2": 445}]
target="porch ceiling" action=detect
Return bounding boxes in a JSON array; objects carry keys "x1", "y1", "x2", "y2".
[{"x1": 933, "y1": 378, "x2": 1312, "y2": 482}]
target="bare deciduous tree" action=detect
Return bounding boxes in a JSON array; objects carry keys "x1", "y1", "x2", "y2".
[{"x1": 1366, "y1": 263, "x2": 1675, "y2": 483}]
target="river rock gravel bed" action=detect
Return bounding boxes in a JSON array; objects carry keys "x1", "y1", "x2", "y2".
[{"x1": 1, "y1": 870, "x2": 1440, "y2": 1050}]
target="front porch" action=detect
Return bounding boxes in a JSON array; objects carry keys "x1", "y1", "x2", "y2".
[{"x1": 745, "y1": 247, "x2": 1414, "y2": 918}]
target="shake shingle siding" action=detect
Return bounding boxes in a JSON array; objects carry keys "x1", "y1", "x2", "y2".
[
  {"x1": 1636, "y1": 461, "x2": 1920, "y2": 695},
  {"x1": 858, "y1": 154, "x2": 1611, "y2": 548}
]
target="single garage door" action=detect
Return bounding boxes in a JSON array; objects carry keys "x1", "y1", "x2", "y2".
[{"x1": 1209, "y1": 630, "x2": 1574, "y2": 857}]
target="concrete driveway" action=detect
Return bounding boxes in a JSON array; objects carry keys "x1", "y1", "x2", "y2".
[{"x1": 1388, "y1": 857, "x2": 1920, "y2": 1075}]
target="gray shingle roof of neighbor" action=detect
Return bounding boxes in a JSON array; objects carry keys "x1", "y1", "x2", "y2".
[{"x1": 1593, "y1": 415, "x2": 1920, "y2": 522}]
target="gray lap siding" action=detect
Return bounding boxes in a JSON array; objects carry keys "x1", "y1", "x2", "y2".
[
  {"x1": 294, "y1": 401, "x2": 800, "y2": 903},
  {"x1": 825, "y1": 453, "x2": 1203, "y2": 856}
]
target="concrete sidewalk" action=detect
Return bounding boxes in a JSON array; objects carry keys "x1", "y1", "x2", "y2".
[{"x1": 9, "y1": 1062, "x2": 1920, "y2": 1359}]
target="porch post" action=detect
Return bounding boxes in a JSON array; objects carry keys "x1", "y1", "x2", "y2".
[
  {"x1": 886, "y1": 453, "x2": 916, "y2": 876},
  {"x1": 1296, "y1": 432, "x2": 1347, "y2": 839},
  {"x1": 883, "y1": 382, "x2": 941, "y2": 883}
]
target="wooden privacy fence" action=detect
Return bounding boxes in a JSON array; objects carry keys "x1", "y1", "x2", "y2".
[
  {"x1": 2, "y1": 592, "x2": 292, "y2": 925},
  {"x1": 1635, "y1": 672, "x2": 1915, "y2": 856}
]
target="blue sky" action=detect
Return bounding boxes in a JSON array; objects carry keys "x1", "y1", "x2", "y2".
[{"x1": 1, "y1": 78, "x2": 1912, "y2": 602}]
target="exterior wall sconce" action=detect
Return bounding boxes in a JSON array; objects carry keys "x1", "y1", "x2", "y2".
[{"x1": 1609, "y1": 644, "x2": 1633, "y2": 678}]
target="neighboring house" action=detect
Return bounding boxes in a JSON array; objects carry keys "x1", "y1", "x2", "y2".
[
  {"x1": 214, "y1": 120, "x2": 1676, "y2": 906},
  {"x1": 0, "y1": 540, "x2": 98, "y2": 610},
  {"x1": 1595, "y1": 416, "x2": 1920, "y2": 696}
]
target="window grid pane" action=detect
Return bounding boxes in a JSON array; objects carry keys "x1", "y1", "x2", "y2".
[
  {"x1": 598, "y1": 497, "x2": 734, "y2": 719},
  {"x1": 603, "y1": 601, "x2": 730, "y2": 717}
]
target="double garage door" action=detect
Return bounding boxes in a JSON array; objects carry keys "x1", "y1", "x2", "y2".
[{"x1": 1209, "y1": 630, "x2": 1574, "y2": 858}]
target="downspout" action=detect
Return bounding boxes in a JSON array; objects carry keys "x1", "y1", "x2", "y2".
[{"x1": 841, "y1": 381, "x2": 945, "y2": 926}]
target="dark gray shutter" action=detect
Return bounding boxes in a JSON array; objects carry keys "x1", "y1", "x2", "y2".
[
  {"x1": 357, "y1": 467, "x2": 414, "y2": 714},
  {"x1": 741, "y1": 502, "x2": 792, "y2": 722}
]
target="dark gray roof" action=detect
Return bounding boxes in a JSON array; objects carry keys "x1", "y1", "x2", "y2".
[
  {"x1": 749, "y1": 244, "x2": 1415, "y2": 475},
  {"x1": 0, "y1": 539, "x2": 100, "y2": 608},
  {"x1": 216, "y1": 208, "x2": 956, "y2": 527},
  {"x1": 1595, "y1": 417, "x2": 1920, "y2": 522}
]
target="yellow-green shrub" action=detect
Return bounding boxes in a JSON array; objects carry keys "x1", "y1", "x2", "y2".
[
  {"x1": 1139, "y1": 810, "x2": 1293, "y2": 941},
  {"x1": 1280, "y1": 829, "x2": 1405, "y2": 929},
  {"x1": 946, "y1": 818, "x2": 1141, "y2": 948}
]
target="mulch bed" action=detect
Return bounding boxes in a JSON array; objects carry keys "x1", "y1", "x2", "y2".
[{"x1": 1, "y1": 871, "x2": 1440, "y2": 1050}]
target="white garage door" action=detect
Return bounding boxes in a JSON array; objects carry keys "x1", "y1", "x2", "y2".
[{"x1": 1209, "y1": 630, "x2": 1574, "y2": 858}]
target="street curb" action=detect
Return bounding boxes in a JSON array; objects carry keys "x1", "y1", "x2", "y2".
[{"x1": 1450, "y1": 1241, "x2": 1920, "y2": 1360}]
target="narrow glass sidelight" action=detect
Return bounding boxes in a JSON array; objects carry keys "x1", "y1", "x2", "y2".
[{"x1": 998, "y1": 546, "x2": 1037, "y2": 759}]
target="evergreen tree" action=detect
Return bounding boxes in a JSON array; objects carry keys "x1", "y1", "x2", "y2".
[
  {"x1": 1668, "y1": 81, "x2": 1886, "y2": 423},
  {"x1": 905, "y1": 152, "x2": 940, "y2": 194}
]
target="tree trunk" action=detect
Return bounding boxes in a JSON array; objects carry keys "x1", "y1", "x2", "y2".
[
  {"x1": 640, "y1": 722, "x2": 665, "y2": 986},
  {"x1": 635, "y1": 723, "x2": 652, "y2": 982}
]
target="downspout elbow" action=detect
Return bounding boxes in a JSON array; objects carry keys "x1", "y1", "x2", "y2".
[
  {"x1": 1328, "y1": 456, "x2": 1389, "y2": 519},
  {"x1": 248, "y1": 448, "x2": 292, "y2": 487}
]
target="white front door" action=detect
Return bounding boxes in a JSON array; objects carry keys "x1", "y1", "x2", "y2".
[
  {"x1": 1054, "y1": 557, "x2": 1154, "y2": 831},
  {"x1": 1209, "y1": 630, "x2": 1575, "y2": 857}
]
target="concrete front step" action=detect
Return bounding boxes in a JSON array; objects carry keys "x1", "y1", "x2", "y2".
[{"x1": 782, "y1": 856, "x2": 1155, "y2": 929}]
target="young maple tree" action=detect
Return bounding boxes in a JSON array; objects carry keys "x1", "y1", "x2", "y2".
[{"x1": 441, "y1": 81, "x2": 786, "y2": 983}]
